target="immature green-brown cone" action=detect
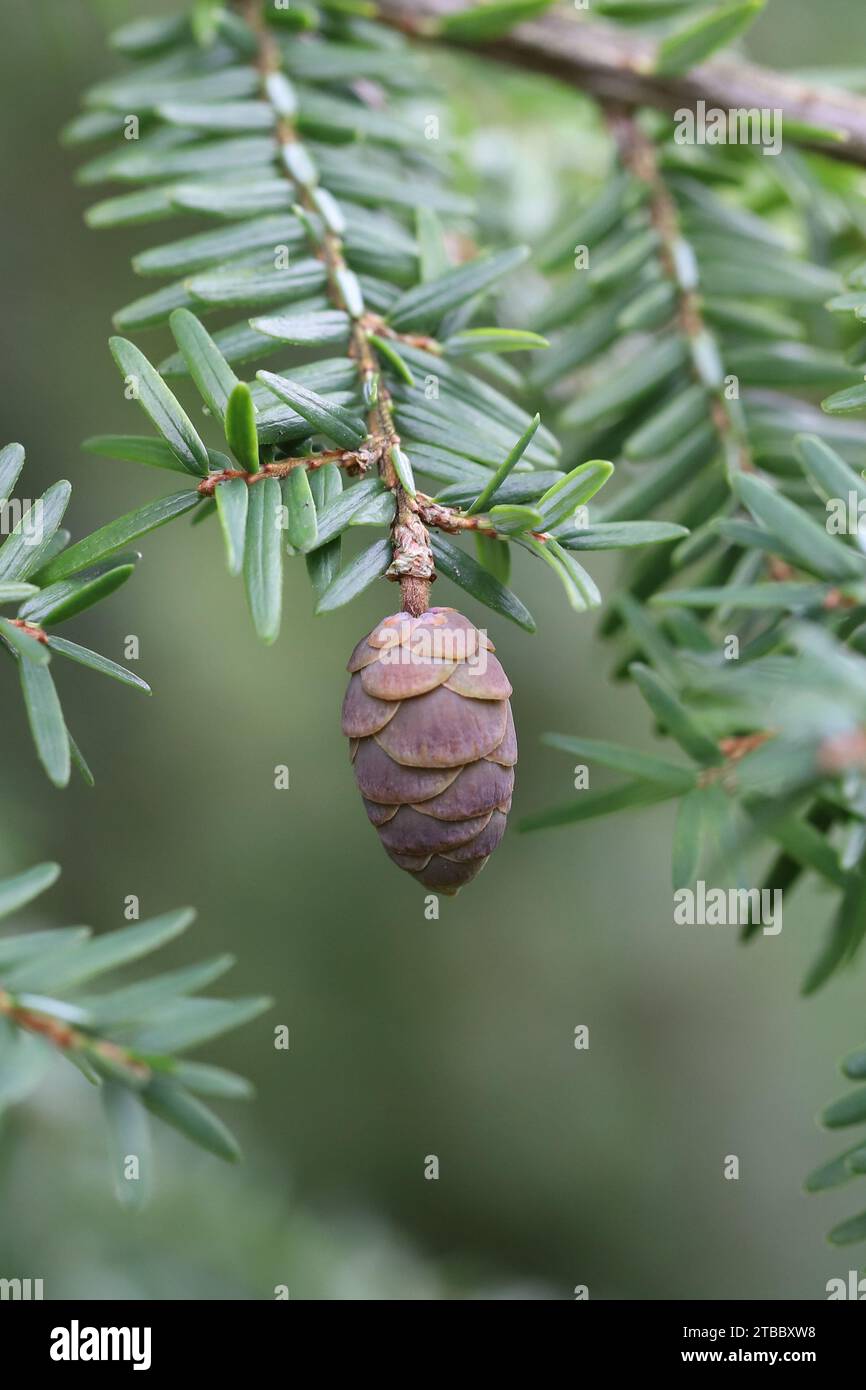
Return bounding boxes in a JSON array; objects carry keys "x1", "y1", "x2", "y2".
[{"x1": 342, "y1": 607, "x2": 517, "y2": 895}]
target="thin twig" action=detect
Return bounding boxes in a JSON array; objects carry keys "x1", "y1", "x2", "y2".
[
  {"x1": 241, "y1": 0, "x2": 435, "y2": 615},
  {"x1": 0, "y1": 989, "x2": 151, "y2": 1083},
  {"x1": 8, "y1": 619, "x2": 48, "y2": 644},
  {"x1": 696, "y1": 732, "x2": 774, "y2": 788},
  {"x1": 607, "y1": 109, "x2": 753, "y2": 481},
  {"x1": 196, "y1": 448, "x2": 378, "y2": 496},
  {"x1": 416, "y1": 493, "x2": 550, "y2": 543}
]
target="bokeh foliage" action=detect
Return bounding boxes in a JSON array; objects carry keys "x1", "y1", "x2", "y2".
[{"x1": 5, "y1": 0, "x2": 866, "y2": 1301}]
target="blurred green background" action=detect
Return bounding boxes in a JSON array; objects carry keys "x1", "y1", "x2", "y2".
[{"x1": 2, "y1": 0, "x2": 866, "y2": 1300}]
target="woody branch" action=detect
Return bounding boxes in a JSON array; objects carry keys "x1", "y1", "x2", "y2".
[{"x1": 376, "y1": 0, "x2": 866, "y2": 167}]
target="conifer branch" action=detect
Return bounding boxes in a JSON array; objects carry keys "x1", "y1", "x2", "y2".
[
  {"x1": 377, "y1": 0, "x2": 866, "y2": 167},
  {"x1": 0, "y1": 988, "x2": 152, "y2": 1084},
  {"x1": 0, "y1": 442, "x2": 153, "y2": 787},
  {"x1": 69, "y1": 4, "x2": 668, "y2": 640},
  {"x1": 0, "y1": 863, "x2": 270, "y2": 1184},
  {"x1": 240, "y1": 0, "x2": 433, "y2": 614},
  {"x1": 606, "y1": 108, "x2": 754, "y2": 483}
]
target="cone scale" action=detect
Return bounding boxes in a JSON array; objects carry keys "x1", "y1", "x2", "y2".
[{"x1": 342, "y1": 607, "x2": 517, "y2": 895}]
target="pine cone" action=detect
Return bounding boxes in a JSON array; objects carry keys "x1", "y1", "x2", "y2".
[{"x1": 342, "y1": 607, "x2": 517, "y2": 895}]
